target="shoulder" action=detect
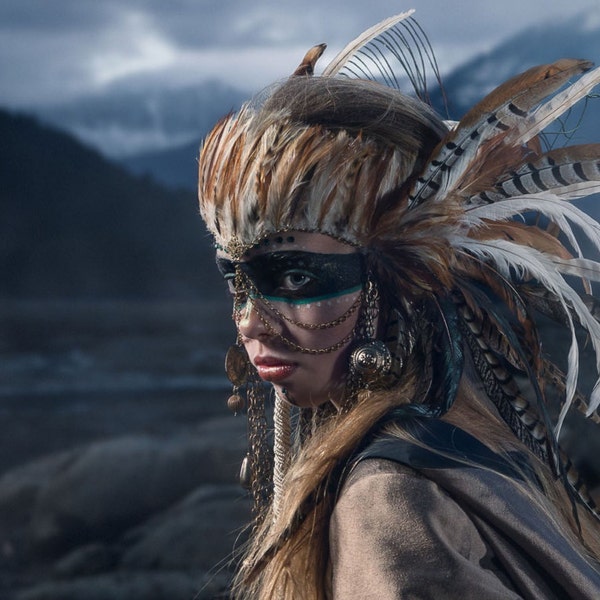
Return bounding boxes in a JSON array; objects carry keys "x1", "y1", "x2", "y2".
[
  {"x1": 333, "y1": 457, "x2": 474, "y2": 543},
  {"x1": 329, "y1": 458, "x2": 520, "y2": 598}
]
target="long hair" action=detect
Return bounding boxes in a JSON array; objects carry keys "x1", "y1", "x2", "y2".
[{"x1": 232, "y1": 360, "x2": 600, "y2": 600}]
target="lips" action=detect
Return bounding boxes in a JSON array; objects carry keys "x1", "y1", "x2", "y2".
[{"x1": 254, "y1": 356, "x2": 297, "y2": 383}]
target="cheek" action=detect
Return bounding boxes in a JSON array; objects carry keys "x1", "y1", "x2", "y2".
[
  {"x1": 281, "y1": 341, "x2": 353, "y2": 408},
  {"x1": 277, "y1": 292, "x2": 361, "y2": 352},
  {"x1": 269, "y1": 290, "x2": 361, "y2": 328}
]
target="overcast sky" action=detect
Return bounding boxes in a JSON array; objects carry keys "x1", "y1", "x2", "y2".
[{"x1": 0, "y1": 0, "x2": 598, "y2": 108}]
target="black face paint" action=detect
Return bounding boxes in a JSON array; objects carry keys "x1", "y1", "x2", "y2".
[{"x1": 216, "y1": 251, "x2": 365, "y2": 304}]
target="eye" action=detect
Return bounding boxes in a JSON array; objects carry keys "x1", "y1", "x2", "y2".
[{"x1": 280, "y1": 270, "x2": 314, "y2": 291}]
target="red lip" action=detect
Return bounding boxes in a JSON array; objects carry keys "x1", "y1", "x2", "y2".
[{"x1": 254, "y1": 356, "x2": 297, "y2": 383}]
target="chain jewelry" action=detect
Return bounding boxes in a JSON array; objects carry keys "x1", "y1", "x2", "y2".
[
  {"x1": 253, "y1": 306, "x2": 358, "y2": 354},
  {"x1": 348, "y1": 279, "x2": 392, "y2": 391},
  {"x1": 255, "y1": 289, "x2": 362, "y2": 330},
  {"x1": 239, "y1": 271, "x2": 362, "y2": 330},
  {"x1": 246, "y1": 369, "x2": 273, "y2": 520},
  {"x1": 231, "y1": 269, "x2": 363, "y2": 355}
]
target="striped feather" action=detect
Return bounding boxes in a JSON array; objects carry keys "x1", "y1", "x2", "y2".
[
  {"x1": 459, "y1": 237, "x2": 600, "y2": 429},
  {"x1": 470, "y1": 144, "x2": 600, "y2": 204},
  {"x1": 409, "y1": 60, "x2": 593, "y2": 207},
  {"x1": 542, "y1": 359, "x2": 600, "y2": 426},
  {"x1": 504, "y1": 65, "x2": 600, "y2": 147},
  {"x1": 455, "y1": 292, "x2": 551, "y2": 462}
]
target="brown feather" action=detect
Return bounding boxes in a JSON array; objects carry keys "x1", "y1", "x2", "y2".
[
  {"x1": 471, "y1": 220, "x2": 573, "y2": 259},
  {"x1": 291, "y1": 44, "x2": 327, "y2": 77},
  {"x1": 459, "y1": 59, "x2": 593, "y2": 130}
]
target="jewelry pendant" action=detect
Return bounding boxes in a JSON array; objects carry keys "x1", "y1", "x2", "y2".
[
  {"x1": 227, "y1": 393, "x2": 245, "y2": 414},
  {"x1": 225, "y1": 344, "x2": 249, "y2": 386},
  {"x1": 239, "y1": 454, "x2": 252, "y2": 490}
]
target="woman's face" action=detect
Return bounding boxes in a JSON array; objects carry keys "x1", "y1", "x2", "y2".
[{"x1": 217, "y1": 232, "x2": 364, "y2": 408}]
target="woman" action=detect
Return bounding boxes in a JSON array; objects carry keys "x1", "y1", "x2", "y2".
[{"x1": 198, "y1": 11, "x2": 600, "y2": 599}]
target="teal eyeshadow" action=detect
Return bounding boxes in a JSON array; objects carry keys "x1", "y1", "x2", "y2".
[{"x1": 256, "y1": 283, "x2": 363, "y2": 305}]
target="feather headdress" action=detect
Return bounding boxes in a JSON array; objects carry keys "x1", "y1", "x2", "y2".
[{"x1": 198, "y1": 12, "x2": 600, "y2": 516}]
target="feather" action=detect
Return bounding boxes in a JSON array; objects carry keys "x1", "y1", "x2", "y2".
[
  {"x1": 551, "y1": 256, "x2": 600, "y2": 282},
  {"x1": 455, "y1": 287, "x2": 552, "y2": 462},
  {"x1": 409, "y1": 60, "x2": 594, "y2": 207},
  {"x1": 459, "y1": 237, "x2": 600, "y2": 431},
  {"x1": 430, "y1": 298, "x2": 464, "y2": 415},
  {"x1": 321, "y1": 11, "x2": 443, "y2": 104},
  {"x1": 504, "y1": 65, "x2": 600, "y2": 147},
  {"x1": 323, "y1": 11, "x2": 415, "y2": 77},
  {"x1": 542, "y1": 358, "x2": 600, "y2": 425},
  {"x1": 465, "y1": 195, "x2": 600, "y2": 262},
  {"x1": 291, "y1": 44, "x2": 327, "y2": 77},
  {"x1": 469, "y1": 144, "x2": 600, "y2": 205},
  {"x1": 466, "y1": 220, "x2": 572, "y2": 259}
]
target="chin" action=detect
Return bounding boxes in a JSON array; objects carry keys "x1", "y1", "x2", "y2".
[{"x1": 274, "y1": 386, "x2": 321, "y2": 408}]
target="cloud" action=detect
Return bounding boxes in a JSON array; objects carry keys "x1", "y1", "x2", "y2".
[{"x1": 0, "y1": 0, "x2": 597, "y2": 107}]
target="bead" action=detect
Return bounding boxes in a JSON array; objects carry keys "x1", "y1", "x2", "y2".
[
  {"x1": 227, "y1": 393, "x2": 245, "y2": 414},
  {"x1": 239, "y1": 454, "x2": 252, "y2": 489}
]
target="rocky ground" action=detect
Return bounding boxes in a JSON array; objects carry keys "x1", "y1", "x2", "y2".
[
  {"x1": 0, "y1": 396, "x2": 252, "y2": 600},
  {"x1": 0, "y1": 300, "x2": 251, "y2": 599}
]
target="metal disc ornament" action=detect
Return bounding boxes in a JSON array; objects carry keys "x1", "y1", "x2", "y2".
[
  {"x1": 225, "y1": 344, "x2": 249, "y2": 387},
  {"x1": 350, "y1": 340, "x2": 392, "y2": 381}
]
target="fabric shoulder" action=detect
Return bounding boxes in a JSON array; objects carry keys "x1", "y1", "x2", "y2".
[
  {"x1": 354, "y1": 415, "x2": 527, "y2": 480},
  {"x1": 331, "y1": 454, "x2": 524, "y2": 599},
  {"x1": 345, "y1": 415, "x2": 600, "y2": 599}
]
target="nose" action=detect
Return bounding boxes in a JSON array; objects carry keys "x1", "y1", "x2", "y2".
[{"x1": 236, "y1": 297, "x2": 280, "y2": 341}]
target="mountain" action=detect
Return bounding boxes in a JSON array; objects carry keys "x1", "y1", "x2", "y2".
[
  {"x1": 19, "y1": 8, "x2": 600, "y2": 194},
  {"x1": 0, "y1": 109, "x2": 223, "y2": 299},
  {"x1": 430, "y1": 7, "x2": 600, "y2": 123},
  {"x1": 119, "y1": 9, "x2": 600, "y2": 191},
  {"x1": 36, "y1": 79, "x2": 249, "y2": 159},
  {"x1": 122, "y1": 140, "x2": 200, "y2": 192}
]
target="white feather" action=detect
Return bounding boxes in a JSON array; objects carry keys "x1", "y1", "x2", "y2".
[
  {"x1": 551, "y1": 256, "x2": 600, "y2": 282},
  {"x1": 457, "y1": 237, "x2": 600, "y2": 433},
  {"x1": 464, "y1": 194, "x2": 600, "y2": 259},
  {"x1": 322, "y1": 10, "x2": 415, "y2": 77}
]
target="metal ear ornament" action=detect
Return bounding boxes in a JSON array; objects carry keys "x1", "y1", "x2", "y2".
[
  {"x1": 348, "y1": 279, "x2": 392, "y2": 389},
  {"x1": 350, "y1": 340, "x2": 392, "y2": 385}
]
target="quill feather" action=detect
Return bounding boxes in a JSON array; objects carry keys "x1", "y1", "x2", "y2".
[
  {"x1": 322, "y1": 11, "x2": 415, "y2": 77},
  {"x1": 458, "y1": 238, "x2": 600, "y2": 429},
  {"x1": 409, "y1": 60, "x2": 593, "y2": 207}
]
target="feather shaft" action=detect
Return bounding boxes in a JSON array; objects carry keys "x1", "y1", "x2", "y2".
[{"x1": 323, "y1": 11, "x2": 415, "y2": 77}]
